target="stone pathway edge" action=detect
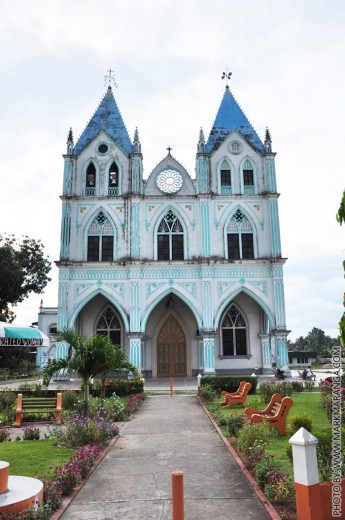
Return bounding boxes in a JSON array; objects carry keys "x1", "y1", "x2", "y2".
[{"x1": 198, "y1": 397, "x2": 282, "y2": 520}]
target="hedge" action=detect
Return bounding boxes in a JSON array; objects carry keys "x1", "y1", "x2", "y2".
[
  {"x1": 89, "y1": 379, "x2": 144, "y2": 397},
  {"x1": 201, "y1": 375, "x2": 257, "y2": 394}
]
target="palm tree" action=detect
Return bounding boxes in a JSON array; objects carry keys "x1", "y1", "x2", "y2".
[{"x1": 42, "y1": 328, "x2": 138, "y2": 417}]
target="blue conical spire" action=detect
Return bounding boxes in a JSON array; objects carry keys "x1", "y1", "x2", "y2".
[
  {"x1": 206, "y1": 86, "x2": 265, "y2": 154},
  {"x1": 73, "y1": 87, "x2": 133, "y2": 156}
]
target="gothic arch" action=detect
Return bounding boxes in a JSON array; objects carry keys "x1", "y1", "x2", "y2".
[
  {"x1": 69, "y1": 289, "x2": 130, "y2": 332},
  {"x1": 217, "y1": 156, "x2": 234, "y2": 194},
  {"x1": 83, "y1": 159, "x2": 99, "y2": 196},
  {"x1": 153, "y1": 310, "x2": 189, "y2": 377},
  {"x1": 153, "y1": 207, "x2": 188, "y2": 260},
  {"x1": 220, "y1": 302, "x2": 250, "y2": 357},
  {"x1": 223, "y1": 206, "x2": 258, "y2": 259},
  {"x1": 105, "y1": 157, "x2": 122, "y2": 195},
  {"x1": 83, "y1": 208, "x2": 117, "y2": 262},
  {"x1": 141, "y1": 287, "x2": 202, "y2": 333},
  {"x1": 214, "y1": 287, "x2": 274, "y2": 331},
  {"x1": 240, "y1": 156, "x2": 257, "y2": 195}
]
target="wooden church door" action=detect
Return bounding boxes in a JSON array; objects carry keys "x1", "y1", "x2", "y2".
[{"x1": 157, "y1": 315, "x2": 186, "y2": 377}]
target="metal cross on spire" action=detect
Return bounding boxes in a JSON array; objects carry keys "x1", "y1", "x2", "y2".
[
  {"x1": 167, "y1": 146, "x2": 172, "y2": 154},
  {"x1": 104, "y1": 68, "x2": 118, "y2": 88},
  {"x1": 221, "y1": 69, "x2": 232, "y2": 87}
]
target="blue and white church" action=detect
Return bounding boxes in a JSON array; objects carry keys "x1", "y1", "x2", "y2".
[{"x1": 38, "y1": 80, "x2": 289, "y2": 377}]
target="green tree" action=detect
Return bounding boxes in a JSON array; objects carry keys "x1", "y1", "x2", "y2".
[
  {"x1": 0, "y1": 234, "x2": 51, "y2": 320},
  {"x1": 336, "y1": 190, "x2": 345, "y2": 349},
  {"x1": 42, "y1": 328, "x2": 138, "y2": 417}
]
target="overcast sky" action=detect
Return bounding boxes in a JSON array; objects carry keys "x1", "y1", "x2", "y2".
[{"x1": 0, "y1": 0, "x2": 344, "y2": 341}]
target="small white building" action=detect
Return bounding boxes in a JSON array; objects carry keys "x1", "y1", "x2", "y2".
[{"x1": 38, "y1": 81, "x2": 289, "y2": 377}]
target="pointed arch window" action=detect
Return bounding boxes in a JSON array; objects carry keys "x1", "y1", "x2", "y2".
[
  {"x1": 85, "y1": 162, "x2": 96, "y2": 196},
  {"x1": 87, "y1": 211, "x2": 114, "y2": 261},
  {"x1": 222, "y1": 305, "x2": 247, "y2": 356},
  {"x1": 157, "y1": 210, "x2": 184, "y2": 260},
  {"x1": 108, "y1": 162, "x2": 119, "y2": 196},
  {"x1": 96, "y1": 306, "x2": 121, "y2": 345},
  {"x1": 227, "y1": 209, "x2": 254, "y2": 259},
  {"x1": 242, "y1": 160, "x2": 255, "y2": 194},
  {"x1": 220, "y1": 159, "x2": 232, "y2": 194}
]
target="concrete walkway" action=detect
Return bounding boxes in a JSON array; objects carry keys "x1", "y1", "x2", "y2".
[{"x1": 59, "y1": 395, "x2": 270, "y2": 520}]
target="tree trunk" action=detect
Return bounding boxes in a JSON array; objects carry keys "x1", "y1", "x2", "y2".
[{"x1": 83, "y1": 377, "x2": 89, "y2": 417}]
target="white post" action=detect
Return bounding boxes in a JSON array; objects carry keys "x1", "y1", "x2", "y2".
[{"x1": 289, "y1": 427, "x2": 323, "y2": 520}]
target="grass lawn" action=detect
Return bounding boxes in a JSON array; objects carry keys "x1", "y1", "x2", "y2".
[
  {"x1": 205, "y1": 391, "x2": 330, "y2": 478},
  {"x1": 0, "y1": 439, "x2": 73, "y2": 479}
]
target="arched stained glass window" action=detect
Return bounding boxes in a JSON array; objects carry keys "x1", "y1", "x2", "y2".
[
  {"x1": 157, "y1": 210, "x2": 184, "y2": 260},
  {"x1": 227, "y1": 209, "x2": 254, "y2": 259},
  {"x1": 96, "y1": 306, "x2": 121, "y2": 345},
  {"x1": 222, "y1": 305, "x2": 247, "y2": 356},
  {"x1": 87, "y1": 211, "x2": 114, "y2": 261},
  {"x1": 85, "y1": 162, "x2": 96, "y2": 196}
]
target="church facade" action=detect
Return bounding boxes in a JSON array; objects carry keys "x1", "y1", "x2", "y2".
[{"x1": 38, "y1": 82, "x2": 289, "y2": 377}]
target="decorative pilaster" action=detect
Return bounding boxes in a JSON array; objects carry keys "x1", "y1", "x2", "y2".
[
  {"x1": 273, "y1": 275, "x2": 286, "y2": 328},
  {"x1": 130, "y1": 337, "x2": 141, "y2": 369},
  {"x1": 203, "y1": 336, "x2": 216, "y2": 374},
  {"x1": 60, "y1": 203, "x2": 71, "y2": 259},
  {"x1": 201, "y1": 202, "x2": 210, "y2": 257},
  {"x1": 269, "y1": 200, "x2": 282, "y2": 257},
  {"x1": 130, "y1": 203, "x2": 140, "y2": 258},
  {"x1": 130, "y1": 281, "x2": 140, "y2": 331},
  {"x1": 272, "y1": 330, "x2": 289, "y2": 366},
  {"x1": 202, "y1": 281, "x2": 213, "y2": 329},
  {"x1": 259, "y1": 333, "x2": 272, "y2": 371}
]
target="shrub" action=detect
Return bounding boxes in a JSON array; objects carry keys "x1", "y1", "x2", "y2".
[
  {"x1": 88, "y1": 396, "x2": 129, "y2": 421},
  {"x1": 89, "y1": 379, "x2": 144, "y2": 398},
  {"x1": 50, "y1": 409, "x2": 119, "y2": 447},
  {"x1": 258, "y1": 381, "x2": 293, "y2": 403},
  {"x1": 226, "y1": 414, "x2": 247, "y2": 437},
  {"x1": 304, "y1": 380, "x2": 315, "y2": 392},
  {"x1": 287, "y1": 412, "x2": 313, "y2": 436},
  {"x1": 291, "y1": 381, "x2": 304, "y2": 393},
  {"x1": 236, "y1": 421, "x2": 276, "y2": 462},
  {"x1": 126, "y1": 393, "x2": 144, "y2": 414},
  {"x1": 263, "y1": 473, "x2": 295, "y2": 504},
  {"x1": 62, "y1": 391, "x2": 79, "y2": 411},
  {"x1": 23, "y1": 426, "x2": 40, "y2": 440},
  {"x1": 0, "y1": 389, "x2": 16, "y2": 411},
  {"x1": 199, "y1": 384, "x2": 216, "y2": 402},
  {"x1": 201, "y1": 376, "x2": 257, "y2": 394},
  {"x1": 0, "y1": 425, "x2": 10, "y2": 442}
]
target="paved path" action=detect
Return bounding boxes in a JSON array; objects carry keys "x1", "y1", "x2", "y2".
[{"x1": 59, "y1": 395, "x2": 270, "y2": 520}]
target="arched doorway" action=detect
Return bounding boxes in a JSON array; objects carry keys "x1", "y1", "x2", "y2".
[{"x1": 157, "y1": 315, "x2": 186, "y2": 377}]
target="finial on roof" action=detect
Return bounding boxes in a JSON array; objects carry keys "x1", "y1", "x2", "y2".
[
  {"x1": 264, "y1": 127, "x2": 272, "y2": 152},
  {"x1": 133, "y1": 127, "x2": 142, "y2": 153},
  {"x1": 67, "y1": 127, "x2": 74, "y2": 144},
  {"x1": 66, "y1": 127, "x2": 74, "y2": 154},
  {"x1": 221, "y1": 69, "x2": 232, "y2": 88},
  {"x1": 104, "y1": 68, "x2": 118, "y2": 89},
  {"x1": 197, "y1": 127, "x2": 206, "y2": 153},
  {"x1": 167, "y1": 146, "x2": 172, "y2": 155}
]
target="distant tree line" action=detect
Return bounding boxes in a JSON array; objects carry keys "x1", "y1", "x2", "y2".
[{"x1": 288, "y1": 327, "x2": 340, "y2": 357}]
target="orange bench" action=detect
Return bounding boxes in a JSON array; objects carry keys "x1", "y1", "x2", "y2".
[
  {"x1": 249, "y1": 395, "x2": 293, "y2": 436},
  {"x1": 244, "y1": 392, "x2": 282, "y2": 418},
  {"x1": 220, "y1": 381, "x2": 252, "y2": 408},
  {"x1": 13, "y1": 393, "x2": 62, "y2": 427}
]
